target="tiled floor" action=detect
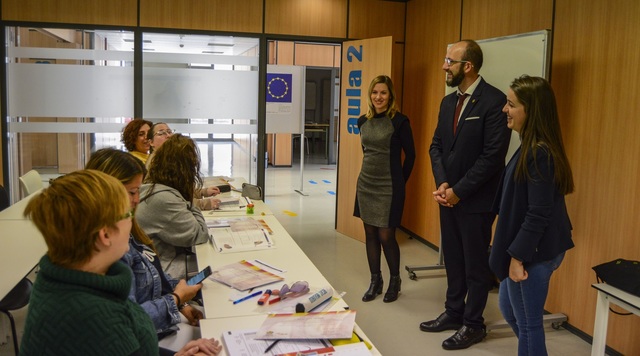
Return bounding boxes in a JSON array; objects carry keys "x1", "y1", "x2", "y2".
[{"x1": 0, "y1": 144, "x2": 595, "y2": 355}]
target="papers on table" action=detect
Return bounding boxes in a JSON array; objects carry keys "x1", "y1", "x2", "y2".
[
  {"x1": 222, "y1": 329, "x2": 330, "y2": 356},
  {"x1": 256, "y1": 311, "x2": 357, "y2": 340},
  {"x1": 208, "y1": 218, "x2": 274, "y2": 253},
  {"x1": 211, "y1": 259, "x2": 285, "y2": 291},
  {"x1": 277, "y1": 343, "x2": 371, "y2": 356}
]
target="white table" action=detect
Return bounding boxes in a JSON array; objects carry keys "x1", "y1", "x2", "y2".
[
  {"x1": 0, "y1": 220, "x2": 46, "y2": 300},
  {"x1": 0, "y1": 191, "x2": 46, "y2": 300},
  {"x1": 195, "y1": 215, "x2": 338, "y2": 318},
  {"x1": 591, "y1": 283, "x2": 640, "y2": 355},
  {"x1": 195, "y1": 214, "x2": 380, "y2": 355},
  {"x1": 200, "y1": 315, "x2": 381, "y2": 356}
]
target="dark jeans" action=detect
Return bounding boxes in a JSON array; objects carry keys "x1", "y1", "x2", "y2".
[{"x1": 498, "y1": 252, "x2": 565, "y2": 356}]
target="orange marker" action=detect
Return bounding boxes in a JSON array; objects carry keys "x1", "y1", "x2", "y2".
[{"x1": 257, "y1": 289, "x2": 272, "y2": 305}]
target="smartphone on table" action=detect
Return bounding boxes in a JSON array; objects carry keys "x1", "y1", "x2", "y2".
[{"x1": 187, "y1": 266, "x2": 212, "y2": 285}]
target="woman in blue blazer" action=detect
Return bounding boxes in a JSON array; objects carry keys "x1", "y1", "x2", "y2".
[{"x1": 489, "y1": 76, "x2": 575, "y2": 356}]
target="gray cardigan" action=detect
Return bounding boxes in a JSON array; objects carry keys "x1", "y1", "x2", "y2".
[{"x1": 136, "y1": 183, "x2": 209, "y2": 279}]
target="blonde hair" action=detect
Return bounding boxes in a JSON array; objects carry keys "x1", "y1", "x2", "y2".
[
  {"x1": 23, "y1": 170, "x2": 129, "y2": 268},
  {"x1": 365, "y1": 75, "x2": 398, "y2": 119}
]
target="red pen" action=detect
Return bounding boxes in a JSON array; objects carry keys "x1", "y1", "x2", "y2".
[
  {"x1": 257, "y1": 289, "x2": 272, "y2": 305},
  {"x1": 268, "y1": 296, "x2": 281, "y2": 305}
]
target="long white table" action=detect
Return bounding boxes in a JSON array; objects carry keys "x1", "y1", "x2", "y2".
[
  {"x1": 591, "y1": 283, "x2": 640, "y2": 356},
  {"x1": 195, "y1": 214, "x2": 381, "y2": 355},
  {"x1": 0, "y1": 190, "x2": 45, "y2": 300},
  {"x1": 195, "y1": 215, "x2": 343, "y2": 318}
]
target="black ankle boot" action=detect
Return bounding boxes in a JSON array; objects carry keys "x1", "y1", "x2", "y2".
[
  {"x1": 362, "y1": 273, "x2": 383, "y2": 302},
  {"x1": 383, "y1": 275, "x2": 401, "y2": 303}
]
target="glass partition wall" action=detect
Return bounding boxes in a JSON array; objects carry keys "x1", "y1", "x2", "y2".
[{"x1": 4, "y1": 27, "x2": 260, "y2": 202}]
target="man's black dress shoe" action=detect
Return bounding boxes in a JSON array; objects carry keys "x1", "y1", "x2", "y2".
[
  {"x1": 419, "y1": 312, "x2": 463, "y2": 332},
  {"x1": 441, "y1": 325, "x2": 486, "y2": 350}
]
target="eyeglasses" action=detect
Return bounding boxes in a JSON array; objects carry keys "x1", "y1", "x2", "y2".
[
  {"x1": 154, "y1": 129, "x2": 174, "y2": 137},
  {"x1": 119, "y1": 209, "x2": 135, "y2": 221},
  {"x1": 279, "y1": 281, "x2": 309, "y2": 299},
  {"x1": 444, "y1": 57, "x2": 470, "y2": 67}
]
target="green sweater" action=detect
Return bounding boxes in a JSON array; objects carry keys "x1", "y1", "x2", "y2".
[{"x1": 21, "y1": 256, "x2": 158, "y2": 355}]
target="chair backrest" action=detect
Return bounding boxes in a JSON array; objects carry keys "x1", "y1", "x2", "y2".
[
  {"x1": 0, "y1": 184, "x2": 9, "y2": 211},
  {"x1": 19, "y1": 170, "x2": 44, "y2": 196}
]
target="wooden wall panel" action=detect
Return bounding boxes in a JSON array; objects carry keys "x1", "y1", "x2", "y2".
[
  {"x1": 294, "y1": 43, "x2": 336, "y2": 67},
  {"x1": 265, "y1": 0, "x2": 347, "y2": 38},
  {"x1": 140, "y1": 0, "x2": 263, "y2": 33},
  {"x1": 1, "y1": 0, "x2": 137, "y2": 26},
  {"x1": 402, "y1": 0, "x2": 461, "y2": 246},
  {"x1": 348, "y1": 0, "x2": 405, "y2": 41},
  {"x1": 461, "y1": 0, "x2": 553, "y2": 40},
  {"x1": 547, "y1": 0, "x2": 640, "y2": 354}
]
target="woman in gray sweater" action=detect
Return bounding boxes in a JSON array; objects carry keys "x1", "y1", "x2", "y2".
[{"x1": 136, "y1": 134, "x2": 210, "y2": 279}]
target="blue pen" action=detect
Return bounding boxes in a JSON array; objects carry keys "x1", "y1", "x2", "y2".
[{"x1": 233, "y1": 290, "x2": 262, "y2": 304}]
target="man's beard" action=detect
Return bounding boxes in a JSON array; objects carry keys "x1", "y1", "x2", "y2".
[{"x1": 446, "y1": 70, "x2": 464, "y2": 88}]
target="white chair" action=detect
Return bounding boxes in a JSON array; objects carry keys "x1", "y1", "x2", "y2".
[{"x1": 19, "y1": 169, "x2": 43, "y2": 197}]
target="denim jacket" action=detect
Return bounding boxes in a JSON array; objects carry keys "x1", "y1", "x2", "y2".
[{"x1": 121, "y1": 236, "x2": 181, "y2": 335}]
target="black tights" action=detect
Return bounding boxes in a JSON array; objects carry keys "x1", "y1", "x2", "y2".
[{"x1": 364, "y1": 223, "x2": 400, "y2": 276}]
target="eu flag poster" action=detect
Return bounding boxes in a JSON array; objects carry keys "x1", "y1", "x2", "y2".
[{"x1": 266, "y1": 73, "x2": 292, "y2": 103}]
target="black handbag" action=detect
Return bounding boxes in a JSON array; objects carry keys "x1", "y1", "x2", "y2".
[{"x1": 592, "y1": 258, "x2": 640, "y2": 298}]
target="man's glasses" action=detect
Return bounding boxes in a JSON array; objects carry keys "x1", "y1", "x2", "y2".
[
  {"x1": 154, "y1": 129, "x2": 174, "y2": 137},
  {"x1": 279, "y1": 281, "x2": 309, "y2": 299},
  {"x1": 119, "y1": 209, "x2": 135, "y2": 221},
  {"x1": 444, "y1": 57, "x2": 470, "y2": 67}
]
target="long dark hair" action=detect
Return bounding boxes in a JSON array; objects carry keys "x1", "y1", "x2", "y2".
[
  {"x1": 145, "y1": 134, "x2": 202, "y2": 202},
  {"x1": 510, "y1": 75, "x2": 574, "y2": 194},
  {"x1": 85, "y1": 148, "x2": 156, "y2": 251}
]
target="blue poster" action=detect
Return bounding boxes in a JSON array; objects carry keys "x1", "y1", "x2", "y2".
[{"x1": 266, "y1": 73, "x2": 292, "y2": 103}]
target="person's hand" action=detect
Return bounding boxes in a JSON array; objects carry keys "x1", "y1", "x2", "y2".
[
  {"x1": 173, "y1": 279, "x2": 203, "y2": 304},
  {"x1": 509, "y1": 257, "x2": 528, "y2": 282},
  {"x1": 174, "y1": 338, "x2": 222, "y2": 356},
  {"x1": 205, "y1": 186, "x2": 221, "y2": 197},
  {"x1": 433, "y1": 183, "x2": 452, "y2": 207},
  {"x1": 180, "y1": 304, "x2": 204, "y2": 326},
  {"x1": 444, "y1": 188, "x2": 460, "y2": 206},
  {"x1": 198, "y1": 197, "x2": 221, "y2": 211}
]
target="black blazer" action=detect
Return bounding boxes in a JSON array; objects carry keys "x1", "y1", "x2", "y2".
[
  {"x1": 429, "y1": 78, "x2": 511, "y2": 213},
  {"x1": 489, "y1": 147, "x2": 574, "y2": 281}
]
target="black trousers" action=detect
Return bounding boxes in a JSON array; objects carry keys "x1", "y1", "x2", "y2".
[{"x1": 439, "y1": 207, "x2": 495, "y2": 328}]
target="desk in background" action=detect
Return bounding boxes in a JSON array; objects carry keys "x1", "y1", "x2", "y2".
[
  {"x1": 591, "y1": 283, "x2": 640, "y2": 356},
  {"x1": 304, "y1": 123, "x2": 330, "y2": 158}
]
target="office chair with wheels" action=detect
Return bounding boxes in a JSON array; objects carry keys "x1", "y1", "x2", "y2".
[
  {"x1": 0, "y1": 184, "x2": 34, "y2": 354},
  {"x1": 18, "y1": 170, "x2": 43, "y2": 197}
]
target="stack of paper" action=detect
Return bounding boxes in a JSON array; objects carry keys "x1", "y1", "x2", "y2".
[{"x1": 211, "y1": 260, "x2": 284, "y2": 291}]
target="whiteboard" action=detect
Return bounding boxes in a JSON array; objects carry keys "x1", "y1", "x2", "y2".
[{"x1": 447, "y1": 30, "x2": 552, "y2": 162}]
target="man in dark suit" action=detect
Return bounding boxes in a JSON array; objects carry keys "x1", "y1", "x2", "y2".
[{"x1": 421, "y1": 39, "x2": 511, "y2": 350}]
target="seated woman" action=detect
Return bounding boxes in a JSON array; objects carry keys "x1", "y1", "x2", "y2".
[
  {"x1": 147, "y1": 123, "x2": 221, "y2": 211},
  {"x1": 86, "y1": 148, "x2": 205, "y2": 349},
  {"x1": 136, "y1": 134, "x2": 210, "y2": 279},
  {"x1": 147, "y1": 122, "x2": 174, "y2": 169},
  {"x1": 20, "y1": 169, "x2": 221, "y2": 355},
  {"x1": 122, "y1": 118, "x2": 153, "y2": 164}
]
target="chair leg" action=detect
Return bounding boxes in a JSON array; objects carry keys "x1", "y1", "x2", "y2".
[{"x1": 0, "y1": 309, "x2": 19, "y2": 355}]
